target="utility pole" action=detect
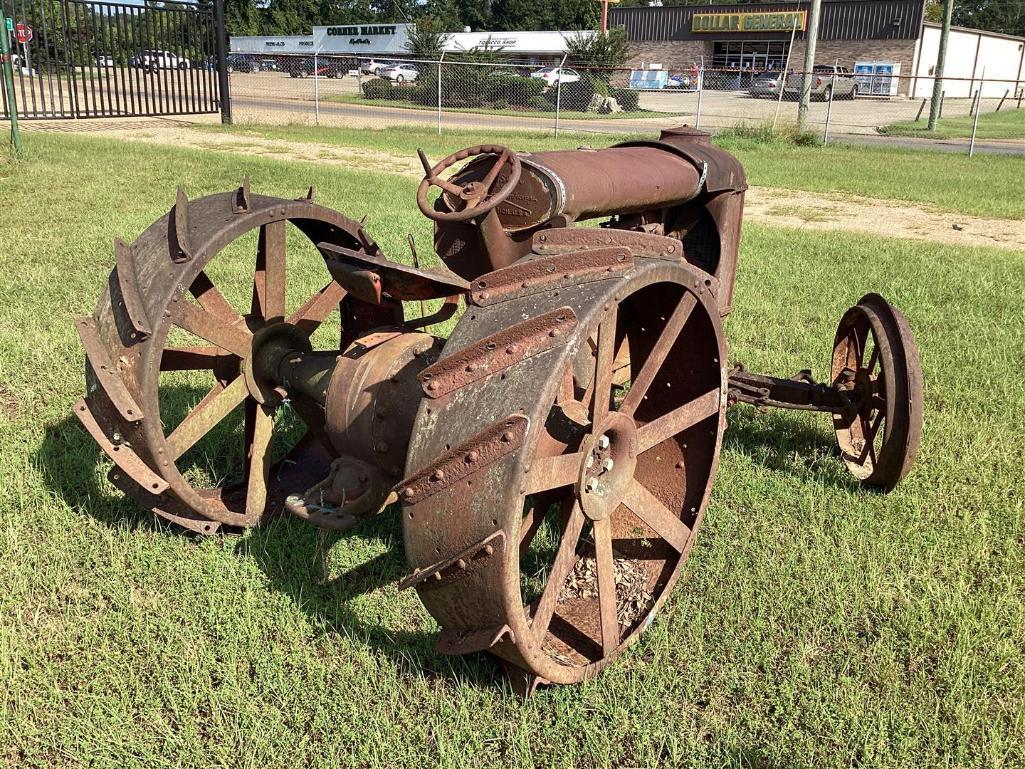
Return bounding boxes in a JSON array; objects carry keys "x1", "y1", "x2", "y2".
[
  {"x1": 928, "y1": 0, "x2": 954, "y2": 129},
  {"x1": 798, "y1": 0, "x2": 822, "y2": 127}
]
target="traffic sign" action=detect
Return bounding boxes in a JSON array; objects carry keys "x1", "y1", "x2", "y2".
[
  {"x1": 15, "y1": 22, "x2": 32, "y2": 45},
  {"x1": 6, "y1": 17, "x2": 13, "y2": 32}
]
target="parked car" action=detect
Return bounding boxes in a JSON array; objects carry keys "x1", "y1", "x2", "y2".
[
  {"x1": 784, "y1": 64, "x2": 858, "y2": 100},
  {"x1": 227, "y1": 54, "x2": 259, "y2": 74},
  {"x1": 283, "y1": 57, "x2": 315, "y2": 77},
  {"x1": 96, "y1": 55, "x2": 115, "y2": 68},
  {"x1": 378, "y1": 63, "x2": 418, "y2": 83},
  {"x1": 139, "y1": 50, "x2": 190, "y2": 71},
  {"x1": 360, "y1": 59, "x2": 394, "y2": 75},
  {"x1": 748, "y1": 71, "x2": 782, "y2": 98},
  {"x1": 666, "y1": 73, "x2": 692, "y2": 89},
  {"x1": 530, "y1": 67, "x2": 581, "y2": 86}
]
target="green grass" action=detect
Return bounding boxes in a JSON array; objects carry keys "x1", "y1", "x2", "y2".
[
  {"x1": 883, "y1": 107, "x2": 1025, "y2": 141},
  {"x1": 1, "y1": 131, "x2": 1024, "y2": 768},
  {"x1": 324, "y1": 91, "x2": 672, "y2": 120},
  {"x1": 197, "y1": 122, "x2": 1025, "y2": 219}
]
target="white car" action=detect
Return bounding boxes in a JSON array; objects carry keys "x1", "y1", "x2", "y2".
[
  {"x1": 361, "y1": 59, "x2": 394, "y2": 75},
  {"x1": 378, "y1": 64, "x2": 418, "y2": 83},
  {"x1": 530, "y1": 67, "x2": 581, "y2": 86},
  {"x1": 140, "y1": 50, "x2": 190, "y2": 71}
]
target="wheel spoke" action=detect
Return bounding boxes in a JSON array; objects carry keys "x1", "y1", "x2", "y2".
[
  {"x1": 165, "y1": 375, "x2": 249, "y2": 460},
  {"x1": 287, "y1": 282, "x2": 346, "y2": 338},
  {"x1": 635, "y1": 388, "x2": 720, "y2": 454},
  {"x1": 160, "y1": 346, "x2": 221, "y2": 372},
  {"x1": 254, "y1": 220, "x2": 287, "y2": 322},
  {"x1": 479, "y1": 149, "x2": 509, "y2": 193},
  {"x1": 524, "y1": 452, "x2": 583, "y2": 496},
  {"x1": 623, "y1": 479, "x2": 692, "y2": 553},
  {"x1": 245, "y1": 402, "x2": 274, "y2": 517},
  {"x1": 531, "y1": 501, "x2": 585, "y2": 642},
  {"x1": 593, "y1": 516, "x2": 620, "y2": 653},
  {"x1": 177, "y1": 300, "x2": 252, "y2": 358},
  {"x1": 430, "y1": 175, "x2": 464, "y2": 196},
  {"x1": 865, "y1": 342, "x2": 880, "y2": 376},
  {"x1": 189, "y1": 271, "x2": 239, "y2": 323},
  {"x1": 855, "y1": 410, "x2": 885, "y2": 466},
  {"x1": 620, "y1": 293, "x2": 697, "y2": 416},
  {"x1": 591, "y1": 307, "x2": 618, "y2": 430}
]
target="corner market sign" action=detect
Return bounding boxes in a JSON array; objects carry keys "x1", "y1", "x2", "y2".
[{"x1": 692, "y1": 10, "x2": 807, "y2": 33}]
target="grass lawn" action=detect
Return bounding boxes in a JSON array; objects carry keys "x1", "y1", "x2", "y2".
[
  {"x1": 200, "y1": 122, "x2": 1025, "y2": 220},
  {"x1": 1, "y1": 131, "x2": 1024, "y2": 768},
  {"x1": 323, "y1": 91, "x2": 674, "y2": 121},
  {"x1": 883, "y1": 107, "x2": 1025, "y2": 141}
]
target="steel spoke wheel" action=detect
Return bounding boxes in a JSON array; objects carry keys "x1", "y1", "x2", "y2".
[
  {"x1": 831, "y1": 293, "x2": 923, "y2": 491},
  {"x1": 77, "y1": 185, "x2": 378, "y2": 533},
  {"x1": 402, "y1": 258, "x2": 726, "y2": 687}
]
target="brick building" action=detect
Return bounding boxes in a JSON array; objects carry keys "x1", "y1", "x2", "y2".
[{"x1": 611, "y1": 0, "x2": 929, "y2": 94}]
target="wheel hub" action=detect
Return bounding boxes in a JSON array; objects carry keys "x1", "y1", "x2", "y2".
[
  {"x1": 577, "y1": 411, "x2": 638, "y2": 521},
  {"x1": 242, "y1": 321, "x2": 313, "y2": 405}
]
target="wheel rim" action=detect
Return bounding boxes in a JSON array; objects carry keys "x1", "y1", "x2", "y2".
[
  {"x1": 83, "y1": 187, "x2": 380, "y2": 532},
  {"x1": 831, "y1": 294, "x2": 923, "y2": 490},
  {"x1": 403, "y1": 259, "x2": 726, "y2": 684}
]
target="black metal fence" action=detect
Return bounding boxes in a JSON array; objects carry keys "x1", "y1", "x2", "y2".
[{"x1": 1, "y1": 0, "x2": 224, "y2": 119}]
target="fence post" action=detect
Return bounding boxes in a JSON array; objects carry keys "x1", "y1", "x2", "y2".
[
  {"x1": 0, "y1": 7, "x2": 22, "y2": 155},
  {"x1": 437, "y1": 53, "x2": 444, "y2": 136},
  {"x1": 969, "y1": 69, "x2": 984, "y2": 157},
  {"x1": 213, "y1": 0, "x2": 230, "y2": 124},
  {"x1": 915, "y1": 98, "x2": 927, "y2": 122},
  {"x1": 996, "y1": 88, "x2": 1008, "y2": 112},
  {"x1": 554, "y1": 54, "x2": 567, "y2": 137},
  {"x1": 939, "y1": 90, "x2": 945, "y2": 119},
  {"x1": 823, "y1": 72, "x2": 836, "y2": 143},
  {"x1": 694, "y1": 65, "x2": 703, "y2": 130}
]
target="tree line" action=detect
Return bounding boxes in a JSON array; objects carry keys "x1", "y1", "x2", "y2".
[{"x1": 225, "y1": 0, "x2": 1024, "y2": 40}]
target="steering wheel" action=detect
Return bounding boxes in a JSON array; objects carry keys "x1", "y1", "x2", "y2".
[{"x1": 416, "y1": 144, "x2": 522, "y2": 223}]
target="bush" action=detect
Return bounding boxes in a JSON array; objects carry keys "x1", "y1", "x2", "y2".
[
  {"x1": 486, "y1": 74, "x2": 547, "y2": 109},
  {"x1": 612, "y1": 87, "x2": 639, "y2": 111},
  {"x1": 361, "y1": 78, "x2": 393, "y2": 100},
  {"x1": 551, "y1": 74, "x2": 606, "y2": 112},
  {"x1": 492, "y1": 99, "x2": 509, "y2": 111}
]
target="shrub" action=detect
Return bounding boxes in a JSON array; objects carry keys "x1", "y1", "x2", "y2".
[
  {"x1": 715, "y1": 121, "x2": 823, "y2": 147},
  {"x1": 361, "y1": 79, "x2": 393, "y2": 100},
  {"x1": 552, "y1": 74, "x2": 606, "y2": 112},
  {"x1": 485, "y1": 74, "x2": 546, "y2": 109},
  {"x1": 492, "y1": 99, "x2": 509, "y2": 111},
  {"x1": 613, "y1": 87, "x2": 639, "y2": 111}
]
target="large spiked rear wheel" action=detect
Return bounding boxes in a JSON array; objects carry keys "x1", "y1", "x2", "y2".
[
  {"x1": 402, "y1": 258, "x2": 726, "y2": 688},
  {"x1": 76, "y1": 185, "x2": 379, "y2": 534}
]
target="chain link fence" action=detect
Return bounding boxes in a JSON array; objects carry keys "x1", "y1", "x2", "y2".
[{"x1": 226, "y1": 53, "x2": 1024, "y2": 151}]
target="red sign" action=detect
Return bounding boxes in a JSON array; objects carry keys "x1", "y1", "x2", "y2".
[{"x1": 15, "y1": 22, "x2": 32, "y2": 45}]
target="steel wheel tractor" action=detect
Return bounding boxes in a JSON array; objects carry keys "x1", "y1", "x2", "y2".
[{"x1": 74, "y1": 127, "x2": 923, "y2": 693}]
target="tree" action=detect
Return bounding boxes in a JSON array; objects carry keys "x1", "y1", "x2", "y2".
[
  {"x1": 953, "y1": 0, "x2": 1025, "y2": 38},
  {"x1": 565, "y1": 27, "x2": 628, "y2": 79}
]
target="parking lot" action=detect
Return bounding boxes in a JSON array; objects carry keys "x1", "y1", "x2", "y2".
[{"x1": 227, "y1": 69, "x2": 999, "y2": 137}]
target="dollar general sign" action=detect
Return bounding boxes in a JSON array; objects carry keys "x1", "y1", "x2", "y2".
[{"x1": 691, "y1": 11, "x2": 807, "y2": 33}]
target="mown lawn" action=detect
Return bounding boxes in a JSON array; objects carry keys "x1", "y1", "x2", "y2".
[
  {"x1": 883, "y1": 107, "x2": 1025, "y2": 141},
  {"x1": 0, "y1": 131, "x2": 1023, "y2": 768},
  {"x1": 200, "y1": 122, "x2": 1025, "y2": 219}
]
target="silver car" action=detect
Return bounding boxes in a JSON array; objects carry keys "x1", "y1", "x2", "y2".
[{"x1": 748, "y1": 72, "x2": 782, "y2": 98}]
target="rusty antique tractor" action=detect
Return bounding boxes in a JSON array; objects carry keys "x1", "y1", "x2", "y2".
[{"x1": 74, "y1": 127, "x2": 923, "y2": 693}]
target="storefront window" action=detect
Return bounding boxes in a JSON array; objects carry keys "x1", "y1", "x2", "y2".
[{"x1": 712, "y1": 41, "x2": 790, "y2": 72}]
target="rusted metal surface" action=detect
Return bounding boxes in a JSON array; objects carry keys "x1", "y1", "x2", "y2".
[
  {"x1": 319, "y1": 242, "x2": 470, "y2": 301},
  {"x1": 73, "y1": 128, "x2": 925, "y2": 693},
  {"x1": 531, "y1": 229, "x2": 683, "y2": 261},
  {"x1": 469, "y1": 248, "x2": 633, "y2": 306},
  {"x1": 419, "y1": 307, "x2": 577, "y2": 398},
  {"x1": 397, "y1": 415, "x2": 528, "y2": 505}
]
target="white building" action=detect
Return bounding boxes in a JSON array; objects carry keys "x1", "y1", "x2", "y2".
[
  {"x1": 911, "y1": 23, "x2": 1025, "y2": 98},
  {"x1": 231, "y1": 25, "x2": 594, "y2": 65}
]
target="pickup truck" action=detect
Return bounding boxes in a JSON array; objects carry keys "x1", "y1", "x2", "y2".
[{"x1": 784, "y1": 64, "x2": 858, "y2": 100}]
